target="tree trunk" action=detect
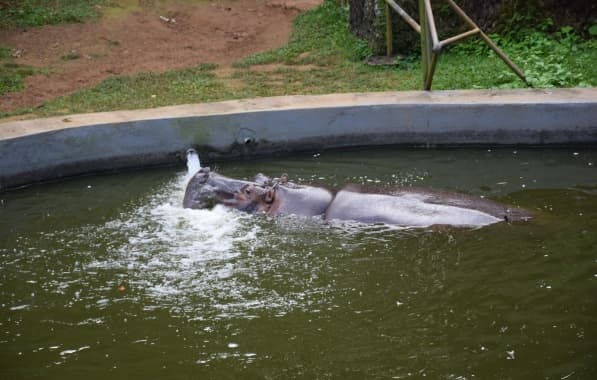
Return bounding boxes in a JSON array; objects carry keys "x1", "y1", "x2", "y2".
[{"x1": 348, "y1": 0, "x2": 384, "y2": 55}]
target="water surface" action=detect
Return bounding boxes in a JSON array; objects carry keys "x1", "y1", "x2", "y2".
[{"x1": 1, "y1": 148, "x2": 596, "y2": 379}]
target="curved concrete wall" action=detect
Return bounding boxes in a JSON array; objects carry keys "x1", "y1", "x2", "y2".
[{"x1": 1, "y1": 88, "x2": 596, "y2": 190}]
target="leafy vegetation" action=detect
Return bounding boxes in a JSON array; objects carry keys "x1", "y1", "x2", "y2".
[
  {"x1": 0, "y1": 0, "x2": 104, "y2": 28},
  {"x1": 450, "y1": 20, "x2": 596, "y2": 88}
]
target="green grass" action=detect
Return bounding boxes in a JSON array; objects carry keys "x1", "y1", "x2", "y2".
[
  {"x1": 0, "y1": 63, "x2": 51, "y2": 96},
  {"x1": 1, "y1": 0, "x2": 595, "y2": 119},
  {"x1": 0, "y1": 45, "x2": 50, "y2": 96},
  {"x1": 35, "y1": 64, "x2": 221, "y2": 115},
  {"x1": 0, "y1": 0, "x2": 105, "y2": 28},
  {"x1": 230, "y1": 64, "x2": 420, "y2": 97},
  {"x1": 0, "y1": 46, "x2": 10, "y2": 59},
  {"x1": 234, "y1": 1, "x2": 370, "y2": 68}
]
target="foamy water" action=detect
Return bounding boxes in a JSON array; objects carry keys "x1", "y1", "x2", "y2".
[
  {"x1": 87, "y1": 172, "x2": 262, "y2": 306},
  {"x1": 83, "y1": 170, "x2": 336, "y2": 319},
  {"x1": 84, "y1": 166, "x2": 450, "y2": 315}
]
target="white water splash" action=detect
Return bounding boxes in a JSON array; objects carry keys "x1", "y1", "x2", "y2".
[
  {"x1": 90, "y1": 171, "x2": 261, "y2": 301},
  {"x1": 186, "y1": 149, "x2": 201, "y2": 175},
  {"x1": 83, "y1": 170, "x2": 336, "y2": 319}
]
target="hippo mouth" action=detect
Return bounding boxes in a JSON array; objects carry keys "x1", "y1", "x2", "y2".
[
  {"x1": 183, "y1": 167, "x2": 254, "y2": 210},
  {"x1": 192, "y1": 186, "x2": 246, "y2": 210},
  {"x1": 219, "y1": 184, "x2": 272, "y2": 213}
]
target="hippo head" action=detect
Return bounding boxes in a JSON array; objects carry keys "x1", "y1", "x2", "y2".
[
  {"x1": 183, "y1": 167, "x2": 250, "y2": 209},
  {"x1": 183, "y1": 168, "x2": 276, "y2": 212}
]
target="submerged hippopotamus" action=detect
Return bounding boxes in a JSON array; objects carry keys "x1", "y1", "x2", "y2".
[{"x1": 183, "y1": 165, "x2": 532, "y2": 228}]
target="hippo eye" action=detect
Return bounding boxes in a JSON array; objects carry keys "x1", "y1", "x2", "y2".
[{"x1": 240, "y1": 185, "x2": 253, "y2": 196}]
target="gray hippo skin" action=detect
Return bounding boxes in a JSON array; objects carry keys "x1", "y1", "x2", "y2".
[
  {"x1": 183, "y1": 169, "x2": 532, "y2": 228},
  {"x1": 326, "y1": 187, "x2": 530, "y2": 227},
  {"x1": 184, "y1": 169, "x2": 333, "y2": 216},
  {"x1": 183, "y1": 167, "x2": 254, "y2": 211}
]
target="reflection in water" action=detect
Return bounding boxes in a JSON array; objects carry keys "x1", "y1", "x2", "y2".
[{"x1": 0, "y1": 148, "x2": 596, "y2": 379}]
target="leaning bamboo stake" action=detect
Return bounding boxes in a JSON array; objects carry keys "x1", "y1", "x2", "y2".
[
  {"x1": 418, "y1": 0, "x2": 433, "y2": 89},
  {"x1": 438, "y1": 27, "x2": 479, "y2": 48},
  {"x1": 386, "y1": 2, "x2": 394, "y2": 56},
  {"x1": 444, "y1": 0, "x2": 528, "y2": 84},
  {"x1": 383, "y1": 0, "x2": 529, "y2": 89},
  {"x1": 385, "y1": 0, "x2": 420, "y2": 33},
  {"x1": 423, "y1": 0, "x2": 440, "y2": 50}
]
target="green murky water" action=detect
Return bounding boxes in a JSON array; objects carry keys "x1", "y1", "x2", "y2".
[{"x1": 1, "y1": 148, "x2": 596, "y2": 379}]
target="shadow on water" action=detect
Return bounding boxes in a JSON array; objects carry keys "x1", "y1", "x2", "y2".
[{"x1": 0, "y1": 148, "x2": 596, "y2": 379}]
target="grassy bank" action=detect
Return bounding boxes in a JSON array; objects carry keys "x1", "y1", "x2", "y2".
[
  {"x1": 1, "y1": 1, "x2": 595, "y2": 119},
  {"x1": 0, "y1": 0, "x2": 104, "y2": 99}
]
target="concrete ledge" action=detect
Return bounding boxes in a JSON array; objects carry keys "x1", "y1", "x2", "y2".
[{"x1": 1, "y1": 88, "x2": 596, "y2": 190}]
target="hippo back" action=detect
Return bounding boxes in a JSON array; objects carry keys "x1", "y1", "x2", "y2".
[
  {"x1": 273, "y1": 185, "x2": 334, "y2": 217},
  {"x1": 325, "y1": 187, "x2": 531, "y2": 228}
]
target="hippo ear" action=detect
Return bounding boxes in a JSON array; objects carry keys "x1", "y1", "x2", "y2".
[
  {"x1": 264, "y1": 189, "x2": 275, "y2": 204},
  {"x1": 254, "y1": 173, "x2": 271, "y2": 186}
]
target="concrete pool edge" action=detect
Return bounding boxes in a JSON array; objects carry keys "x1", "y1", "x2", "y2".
[{"x1": 1, "y1": 88, "x2": 596, "y2": 190}]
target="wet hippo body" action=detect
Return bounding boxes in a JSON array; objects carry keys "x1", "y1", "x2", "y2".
[
  {"x1": 326, "y1": 188, "x2": 521, "y2": 227},
  {"x1": 266, "y1": 185, "x2": 334, "y2": 217},
  {"x1": 183, "y1": 168, "x2": 532, "y2": 228}
]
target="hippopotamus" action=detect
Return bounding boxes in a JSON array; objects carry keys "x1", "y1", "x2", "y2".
[{"x1": 183, "y1": 165, "x2": 532, "y2": 228}]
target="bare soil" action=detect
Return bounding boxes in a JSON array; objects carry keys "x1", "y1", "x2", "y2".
[{"x1": 0, "y1": 0, "x2": 321, "y2": 113}]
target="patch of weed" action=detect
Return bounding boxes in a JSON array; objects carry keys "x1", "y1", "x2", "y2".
[
  {"x1": 0, "y1": 46, "x2": 11, "y2": 59},
  {"x1": 0, "y1": 62, "x2": 39, "y2": 95},
  {"x1": 61, "y1": 52, "x2": 81, "y2": 61},
  {"x1": 0, "y1": 45, "x2": 44, "y2": 96},
  {"x1": 0, "y1": 0, "x2": 105, "y2": 28}
]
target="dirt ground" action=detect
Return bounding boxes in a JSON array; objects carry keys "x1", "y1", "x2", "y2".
[{"x1": 0, "y1": 0, "x2": 322, "y2": 113}]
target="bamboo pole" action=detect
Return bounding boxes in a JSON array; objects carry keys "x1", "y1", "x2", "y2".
[
  {"x1": 445, "y1": 0, "x2": 528, "y2": 84},
  {"x1": 423, "y1": 0, "x2": 440, "y2": 51},
  {"x1": 385, "y1": 2, "x2": 394, "y2": 56},
  {"x1": 385, "y1": 0, "x2": 421, "y2": 34},
  {"x1": 384, "y1": 0, "x2": 528, "y2": 89},
  {"x1": 419, "y1": 0, "x2": 434, "y2": 89},
  {"x1": 438, "y1": 28, "x2": 479, "y2": 48}
]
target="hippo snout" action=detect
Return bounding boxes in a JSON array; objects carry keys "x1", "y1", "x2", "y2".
[
  {"x1": 194, "y1": 167, "x2": 211, "y2": 184},
  {"x1": 183, "y1": 169, "x2": 252, "y2": 210}
]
